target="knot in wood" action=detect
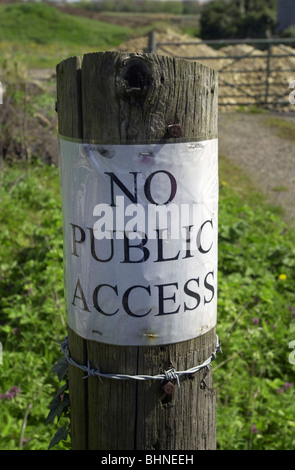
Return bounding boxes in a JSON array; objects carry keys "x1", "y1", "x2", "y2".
[{"x1": 117, "y1": 55, "x2": 154, "y2": 101}]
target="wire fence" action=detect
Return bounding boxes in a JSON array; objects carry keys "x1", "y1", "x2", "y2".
[{"x1": 147, "y1": 33, "x2": 295, "y2": 110}]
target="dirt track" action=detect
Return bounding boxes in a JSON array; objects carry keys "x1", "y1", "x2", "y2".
[{"x1": 218, "y1": 112, "x2": 295, "y2": 227}]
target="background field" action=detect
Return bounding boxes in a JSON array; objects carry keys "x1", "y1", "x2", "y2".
[
  {"x1": 0, "y1": 1, "x2": 295, "y2": 451},
  {"x1": 0, "y1": 2, "x2": 200, "y2": 68}
]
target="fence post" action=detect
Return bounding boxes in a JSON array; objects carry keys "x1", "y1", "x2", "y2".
[
  {"x1": 148, "y1": 31, "x2": 156, "y2": 53},
  {"x1": 265, "y1": 39, "x2": 272, "y2": 106},
  {"x1": 56, "y1": 51, "x2": 218, "y2": 451}
]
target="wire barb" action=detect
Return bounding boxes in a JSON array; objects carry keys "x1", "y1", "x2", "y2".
[{"x1": 59, "y1": 335, "x2": 222, "y2": 387}]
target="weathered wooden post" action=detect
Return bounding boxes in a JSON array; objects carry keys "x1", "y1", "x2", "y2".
[{"x1": 56, "y1": 52, "x2": 218, "y2": 451}]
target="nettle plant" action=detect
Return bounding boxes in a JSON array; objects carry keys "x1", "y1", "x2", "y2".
[{"x1": 46, "y1": 356, "x2": 70, "y2": 450}]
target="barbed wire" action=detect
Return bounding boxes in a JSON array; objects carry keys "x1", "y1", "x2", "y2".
[{"x1": 58, "y1": 335, "x2": 222, "y2": 386}]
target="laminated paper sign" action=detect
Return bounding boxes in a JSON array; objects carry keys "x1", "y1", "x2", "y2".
[{"x1": 58, "y1": 137, "x2": 218, "y2": 346}]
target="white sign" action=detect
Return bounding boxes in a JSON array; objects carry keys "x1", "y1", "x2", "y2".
[{"x1": 58, "y1": 137, "x2": 218, "y2": 346}]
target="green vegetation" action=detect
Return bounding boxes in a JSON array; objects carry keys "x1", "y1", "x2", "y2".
[
  {"x1": 0, "y1": 161, "x2": 68, "y2": 450},
  {"x1": 0, "y1": 2, "x2": 131, "y2": 68},
  {"x1": 200, "y1": 0, "x2": 277, "y2": 40},
  {"x1": 0, "y1": 3, "x2": 130, "y2": 46},
  {"x1": 261, "y1": 116, "x2": 295, "y2": 143},
  {"x1": 280, "y1": 25, "x2": 295, "y2": 39},
  {"x1": 216, "y1": 157, "x2": 295, "y2": 450},
  {"x1": 0, "y1": 2, "x2": 202, "y2": 68},
  {"x1": 77, "y1": 0, "x2": 201, "y2": 15}
]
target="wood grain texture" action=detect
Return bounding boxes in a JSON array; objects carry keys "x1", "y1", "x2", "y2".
[
  {"x1": 56, "y1": 57, "x2": 88, "y2": 450},
  {"x1": 56, "y1": 52, "x2": 218, "y2": 450}
]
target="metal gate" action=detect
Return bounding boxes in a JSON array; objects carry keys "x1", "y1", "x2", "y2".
[{"x1": 147, "y1": 33, "x2": 295, "y2": 110}]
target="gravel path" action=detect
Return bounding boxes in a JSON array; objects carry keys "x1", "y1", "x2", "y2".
[{"x1": 218, "y1": 112, "x2": 295, "y2": 227}]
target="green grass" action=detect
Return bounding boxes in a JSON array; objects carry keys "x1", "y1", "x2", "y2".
[
  {"x1": 0, "y1": 3, "x2": 131, "y2": 68},
  {"x1": 219, "y1": 154, "x2": 285, "y2": 216},
  {"x1": 0, "y1": 161, "x2": 67, "y2": 450},
  {"x1": 261, "y1": 116, "x2": 295, "y2": 143},
  {"x1": 0, "y1": 3, "x2": 131, "y2": 46},
  {"x1": 0, "y1": 42, "x2": 106, "y2": 70},
  {"x1": 0, "y1": 3, "x2": 202, "y2": 68},
  {"x1": 216, "y1": 156, "x2": 295, "y2": 450}
]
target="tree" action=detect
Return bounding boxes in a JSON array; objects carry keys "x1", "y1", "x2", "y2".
[
  {"x1": 200, "y1": 1, "x2": 243, "y2": 39},
  {"x1": 200, "y1": 0, "x2": 277, "y2": 39},
  {"x1": 242, "y1": 7, "x2": 276, "y2": 37}
]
